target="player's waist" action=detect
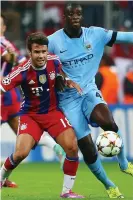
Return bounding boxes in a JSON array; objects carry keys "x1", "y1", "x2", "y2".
[{"x1": 20, "y1": 103, "x2": 58, "y2": 114}]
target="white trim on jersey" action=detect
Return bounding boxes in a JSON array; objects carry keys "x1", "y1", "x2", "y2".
[
  {"x1": 47, "y1": 55, "x2": 61, "y2": 64},
  {"x1": 32, "y1": 63, "x2": 47, "y2": 70},
  {"x1": 0, "y1": 84, "x2": 6, "y2": 92},
  {"x1": 9, "y1": 60, "x2": 31, "y2": 80}
]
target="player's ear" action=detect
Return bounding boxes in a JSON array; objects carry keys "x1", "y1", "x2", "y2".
[
  {"x1": 63, "y1": 14, "x2": 66, "y2": 21},
  {"x1": 27, "y1": 49, "x2": 31, "y2": 57}
]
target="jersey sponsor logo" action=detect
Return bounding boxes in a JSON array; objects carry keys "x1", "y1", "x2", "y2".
[
  {"x1": 49, "y1": 71, "x2": 55, "y2": 80},
  {"x1": 31, "y1": 86, "x2": 43, "y2": 96},
  {"x1": 20, "y1": 123, "x2": 27, "y2": 130},
  {"x1": 2, "y1": 76, "x2": 11, "y2": 85},
  {"x1": 60, "y1": 50, "x2": 67, "y2": 53},
  {"x1": 39, "y1": 74, "x2": 46, "y2": 84},
  {"x1": 28, "y1": 80, "x2": 35, "y2": 84},
  {"x1": 62, "y1": 54, "x2": 93, "y2": 67}
]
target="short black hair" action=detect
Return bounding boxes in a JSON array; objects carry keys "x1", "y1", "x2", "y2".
[
  {"x1": 1, "y1": 12, "x2": 8, "y2": 26},
  {"x1": 26, "y1": 32, "x2": 48, "y2": 51},
  {"x1": 64, "y1": 2, "x2": 82, "y2": 15}
]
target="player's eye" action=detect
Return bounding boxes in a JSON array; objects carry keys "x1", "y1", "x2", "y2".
[
  {"x1": 42, "y1": 50, "x2": 46, "y2": 53},
  {"x1": 69, "y1": 12, "x2": 73, "y2": 16},
  {"x1": 34, "y1": 50, "x2": 39, "y2": 54},
  {"x1": 77, "y1": 12, "x2": 82, "y2": 16}
]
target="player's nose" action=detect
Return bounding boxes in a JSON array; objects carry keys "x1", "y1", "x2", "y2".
[{"x1": 72, "y1": 13, "x2": 80, "y2": 19}]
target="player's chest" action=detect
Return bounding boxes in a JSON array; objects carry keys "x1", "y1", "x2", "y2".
[
  {"x1": 56, "y1": 37, "x2": 98, "y2": 62},
  {"x1": 24, "y1": 69, "x2": 56, "y2": 96}
]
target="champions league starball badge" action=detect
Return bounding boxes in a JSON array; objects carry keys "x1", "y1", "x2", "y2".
[{"x1": 2, "y1": 76, "x2": 11, "y2": 85}]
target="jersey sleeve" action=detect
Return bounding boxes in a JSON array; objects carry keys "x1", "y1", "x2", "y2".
[
  {"x1": 1, "y1": 65, "x2": 23, "y2": 92},
  {"x1": 92, "y1": 27, "x2": 116, "y2": 47},
  {"x1": 115, "y1": 32, "x2": 133, "y2": 44},
  {"x1": 48, "y1": 36, "x2": 55, "y2": 54}
]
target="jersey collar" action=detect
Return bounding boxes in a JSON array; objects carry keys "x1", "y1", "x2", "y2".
[
  {"x1": 63, "y1": 28, "x2": 83, "y2": 38},
  {"x1": 31, "y1": 63, "x2": 47, "y2": 70}
]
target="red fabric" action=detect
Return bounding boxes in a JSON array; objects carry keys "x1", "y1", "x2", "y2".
[
  {"x1": 4, "y1": 157, "x2": 16, "y2": 170},
  {"x1": 63, "y1": 158, "x2": 79, "y2": 176},
  {"x1": 18, "y1": 110, "x2": 71, "y2": 142},
  {"x1": 111, "y1": 44, "x2": 133, "y2": 59},
  {"x1": 1, "y1": 56, "x2": 61, "y2": 114},
  {"x1": 1, "y1": 102, "x2": 20, "y2": 122},
  {"x1": 117, "y1": 1, "x2": 128, "y2": 8}
]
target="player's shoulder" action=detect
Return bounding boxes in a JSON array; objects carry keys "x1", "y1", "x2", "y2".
[
  {"x1": 48, "y1": 29, "x2": 64, "y2": 41},
  {"x1": 47, "y1": 53, "x2": 60, "y2": 61},
  {"x1": 82, "y1": 26, "x2": 108, "y2": 34},
  {"x1": 16, "y1": 58, "x2": 31, "y2": 71}
]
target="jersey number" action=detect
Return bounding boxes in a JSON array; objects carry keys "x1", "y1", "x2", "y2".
[{"x1": 60, "y1": 118, "x2": 71, "y2": 127}]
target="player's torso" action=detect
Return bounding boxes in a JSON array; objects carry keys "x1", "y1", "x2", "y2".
[
  {"x1": 21, "y1": 59, "x2": 58, "y2": 114},
  {"x1": 48, "y1": 27, "x2": 104, "y2": 89}
]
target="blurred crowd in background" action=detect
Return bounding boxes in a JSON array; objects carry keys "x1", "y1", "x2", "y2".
[{"x1": 1, "y1": 1, "x2": 133, "y2": 104}]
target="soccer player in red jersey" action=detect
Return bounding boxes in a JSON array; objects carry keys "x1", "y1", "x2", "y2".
[
  {"x1": 0, "y1": 32, "x2": 84, "y2": 198},
  {"x1": 0, "y1": 14, "x2": 66, "y2": 188}
]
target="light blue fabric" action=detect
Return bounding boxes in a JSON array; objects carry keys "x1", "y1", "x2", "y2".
[
  {"x1": 89, "y1": 156, "x2": 116, "y2": 189},
  {"x1": 48, "y1": 27, "x2": 113, "y2": 90},
  {"x1": 59, "y1": 85, "x2": 106, "y2": 139},
  {"x1": 116, "y1": 130, "x2": 128, "y2": 170},
  {"x1": 116, "y1": 32, "x2": 133, "y2": 44}
]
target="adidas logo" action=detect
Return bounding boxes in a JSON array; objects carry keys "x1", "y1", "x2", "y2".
[{"x1": 28, "y1": 80, "x2": 35, "y2": 84}]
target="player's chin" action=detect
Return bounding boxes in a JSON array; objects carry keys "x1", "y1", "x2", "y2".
[
  {"x1": 72, "y1": 23, "x2": 81, "y2": 29},
  {"x1": 37, "y1": 61, "x2": 45, "y2": 66}
]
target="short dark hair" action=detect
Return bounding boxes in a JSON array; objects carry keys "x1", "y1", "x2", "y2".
[
  {"x1": 26, "y1": 32, "x2": 48, "y2": 51},
  {"x1": 1, "y1": 13, "x2": 8, "y2": 26},
  {"x1": 64, "y1": 2, "x2": 82, "y2": 15}
]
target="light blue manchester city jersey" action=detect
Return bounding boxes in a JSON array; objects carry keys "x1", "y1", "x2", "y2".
[{"x1": 48, "y1": 26, "x2": 113, "y2": 92}]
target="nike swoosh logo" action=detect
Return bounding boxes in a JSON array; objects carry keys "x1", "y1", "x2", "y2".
[{"x1": 60, "y1": 50, "x2": 67, "y2": 53}]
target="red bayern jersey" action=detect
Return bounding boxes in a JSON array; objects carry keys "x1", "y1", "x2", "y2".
[
  {"x1": 1, "y1": 54, "x2": 62, "y2": 114},
  {"x1": 0, "y1": 43, "x2": 8, "y2": 56},
  {"x1": 0, "y1": 40, "x2": 22, "y2": 106}
]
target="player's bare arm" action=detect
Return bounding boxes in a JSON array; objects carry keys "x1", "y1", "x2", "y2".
[
  {"x1": 6, "y1": 45, "x2": 17, "y2": 64},
  {"x1": 55, "y1": 69, "x2": 82, "y2": 94}
]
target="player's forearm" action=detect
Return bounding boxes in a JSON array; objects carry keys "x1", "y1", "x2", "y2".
[
  {"x1": 59, "y1": 69, "x2": 70, "y2": 80},
  {"x1": 115, "y1": 32, "x2": 133, "y2": 44}
]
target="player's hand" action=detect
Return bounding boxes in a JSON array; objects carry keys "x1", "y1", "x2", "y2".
[
  {"x1": 6, "y1": 46, "x2": 15, "y2": 55},
  {"x1": 6, "y1": 46, "x2": 16, "y2": 64},
  {"x1": 55, "y1": 76, "x2": 66, "y2": 92},
  {"x1": 66, "y1": 80, "x2": 83, "y2": 95}
]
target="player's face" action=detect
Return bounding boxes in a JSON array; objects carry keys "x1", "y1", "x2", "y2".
[
  {"x1": 0, "y1": 17, "x2": 6, "y2": 36},
  {"x1": 64, "y1": 6, "x2": 83, "y2": 29},
  {"x1": 29, "y1": 44, "x2": 48, "y2": 68}
]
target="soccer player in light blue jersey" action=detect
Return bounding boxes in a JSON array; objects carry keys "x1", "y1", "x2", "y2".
[{"x1": 48, "y1": 2, "x2": 133, "y2": 198}]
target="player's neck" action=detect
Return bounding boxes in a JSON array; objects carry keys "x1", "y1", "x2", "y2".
[
  {"x1": 31, "y1": 63, "x2": 47, "y2": 70},
  {"x1": 64, "y1": 27, "x2": 82, "y2": 38}
]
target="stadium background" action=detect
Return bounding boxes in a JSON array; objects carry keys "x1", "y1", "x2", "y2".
[{"x1": 1, "y1": 1, "x2": 133, "y2": 200}]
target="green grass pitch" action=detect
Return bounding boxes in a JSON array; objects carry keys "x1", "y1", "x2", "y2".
[{"x1": 1, "y1": 162, "x2": 133, "y2": 200}]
